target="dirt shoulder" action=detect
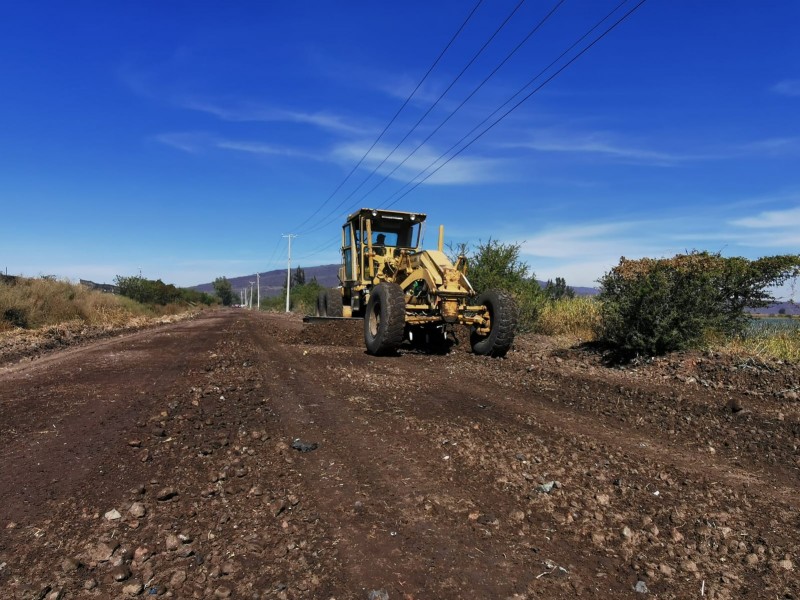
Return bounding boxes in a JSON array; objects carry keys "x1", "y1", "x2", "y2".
[{"x1": 0, "y1": 310, "x2": 797, "y2": 599}]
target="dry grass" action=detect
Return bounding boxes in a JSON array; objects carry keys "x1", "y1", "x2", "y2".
[
  {"x1": 0, "y1": 277, "x2": 182, "y2": 332},
  {"x1": 718, "y1": 321, "x2": 800, "y2": 363},
  {"x1": 535, "y1": 296, "x2": 600, "y2": 341}
]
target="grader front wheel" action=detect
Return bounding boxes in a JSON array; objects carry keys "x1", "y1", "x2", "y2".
[
  {"x1": 364, "y1": 283, "x2": 406, "y2": 355},
  {"x1": 470, "y1": 289, "x2": 517, "y2": 357}
]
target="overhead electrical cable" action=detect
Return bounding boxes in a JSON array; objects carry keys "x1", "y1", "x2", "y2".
[
  {"x1": 382, "y1": 0, "x2": 640, "y2": 209},
  {"x1": 290, "y1": 0, "x2": 484, "y2": 233},
  {"x1": 295, "y1": 0, "x2": 647, "y2": 262},
  {"x1": 297, "y1": 0, "x2": 527, "y2": 236},
  {"x1": 350, "y1": 0, "x2": 567, "y2": 209}
]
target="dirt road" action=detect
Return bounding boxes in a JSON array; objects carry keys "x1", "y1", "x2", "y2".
[{"x1": 1, "y1": 310, "x2": 798, "y2": 599}]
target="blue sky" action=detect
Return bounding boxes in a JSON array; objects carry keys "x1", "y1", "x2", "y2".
[{"x1": 1, "y1": 1, "x2": 799, "y2": 296}]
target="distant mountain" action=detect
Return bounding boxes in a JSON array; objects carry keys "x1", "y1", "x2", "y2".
[
  {"x1": 192, "y1": 264, "x2": 340, "y2": 298},
  {"x1": 193, "y1": 264, "x2": 602, "y2": 298},
  {"x1": 748, "y1": 301, "x2": 800, "y2": 316}
]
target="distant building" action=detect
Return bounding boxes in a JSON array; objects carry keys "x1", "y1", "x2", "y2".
[{"x1": 80, "y1": 279, "x2": 120, "y2": 294}]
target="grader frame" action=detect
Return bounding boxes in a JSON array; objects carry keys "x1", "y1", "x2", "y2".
[{"x1": 316, "y1": 208, "x2": 516, "y2": 356}]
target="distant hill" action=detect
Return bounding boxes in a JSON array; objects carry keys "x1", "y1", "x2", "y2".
[
  {"x1": 192, "y1": 264, "x2": 339, "y2": 298},
  {"x1": 749, "y1": 301, "x2": 800, "y2": 316},
  {"x1": 192, "y1": 268, "x2": 796, "y2": 313},
  {"x1": 193, "y1": 264, "x2": 600, "y2": 298}
]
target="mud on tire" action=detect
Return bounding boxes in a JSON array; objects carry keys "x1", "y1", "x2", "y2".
[
  {"x1": 364, "y1": 283, "x2": 406, "y2": 355},
  {"x1": 470, "y1": 289, "x2": 517, "y2": 357}
]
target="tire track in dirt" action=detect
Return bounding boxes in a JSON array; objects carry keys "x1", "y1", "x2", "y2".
[{"x1": 249, "y1": 319, "x2": 556, "y2": 598}]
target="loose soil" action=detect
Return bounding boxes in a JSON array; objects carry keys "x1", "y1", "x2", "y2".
[{"x1": 0, "y1": 310, "x2": 798, "y2": 599}]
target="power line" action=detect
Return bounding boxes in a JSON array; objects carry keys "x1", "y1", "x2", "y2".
[
  {"x1": 290, "y1": 0, "x2": 485, "y2": 233},
  {"x1": 297, "y1": 0, "x2": 529, "y2": 236},
  {"x1": 383, "y1": 0, "x2": 643, "y2": 209},
  {"x1": 294, "y1": 0, "x2": 647, "y2": 262},
  {"x1": 351, "y1": 0, "x2": 567, "y2": 209}
]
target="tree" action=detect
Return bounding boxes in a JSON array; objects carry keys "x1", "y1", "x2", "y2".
[
  {"x1": 598, "y1": 251, "x2": 800, "y2": 357},
  {"x1": 544, "y1": 277, "x2": 575, "y2": 301},
  {"x1": 213, "y1": 276, "x2": 234, "y2": 306},
  {"x1": 292, "y1": 266, "x2": 306, "y2": 287},
  {"x1": 465, "y1": 239, "x2": 543, "y2": 331}
]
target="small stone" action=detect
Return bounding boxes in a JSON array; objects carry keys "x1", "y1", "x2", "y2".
[
  {"x1": 621, "y1": 526, "x2": 634, "y2": 540},
  {"x1": 128, "y1": 439, "x2": 142, "y2": 448},
  {"x1": 745, "y1": 553, "x2": 759, "y2": 566},
  {"x1": 166, "y1": 534, "x2": 180, "y2": 551},
  {"x1": 681, "y1": 560, "x2": 698, "y2": 573},
  {"x1": 291, "y1": 439, "x2": 318, "y2": 453},
  {"x1": 220, "y1": 561, "x2": 235, "y2": 575},
  {"x1": 47, "y1": 588, "x2": 65, "y2": 600},
  {"x1": 90, "y1": 541, "x2": 118, "y2": 563},
  {"x1": 777, "y1": 558, "x2": 793, "y2": 570},
  {"x1": 784, "y1": 390, "x2": 799, "y2": 401},
  {"x1": 83, "y1": 579, "x2": 97, "y2": 590},
  {"x1": 634, "y1": 580, "x2": 649, "y2": 594},
  {"x1": 104, "y1": 509, "x2": 122, "y2": 521},
  {"x1": 111, "y1": 564, "x2": 131, "y2": 581},
  {"x1": 170, "y1": 570, "x2": 188, "y2": 587},
  {"x1": 156, "y1": 487, "x2": 178, "y2": 501},
  {"x1": 727, "y1": 398, "x2": 743, "y2": 413},
  {"x1": 133, "y1": 546, "x2": 151, "y2": 563},
  {"x1": 658, "y1": 563, "x2": 674, "y2": 577},
  {"x1": 670, "y1": 528, "x2": 684, "y2": 543},
  {"x1": 61, "y1": 556, "x2": 81, "y2": 573},
  {"x1": 596, "y1": 493, "x2": 610, "y2": 506},
  {"x1": 122, "y1": 580, "x2": 143, "y2": 596},
  {"x1": 536, "y1": 481, "x2": 555, "y2": 494},
  {"x1": 214, "y1": 586, "x2": 232, "y2": 598},
  {"x1": 129, "y1": 502, "x2": 146, "y2": 518},
  {"x1": 368, "y1": 591, "x2": 389, "y2": 600}
]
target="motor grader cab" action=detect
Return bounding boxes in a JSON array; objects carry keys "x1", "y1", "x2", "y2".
[{"x1": 316, "y1": 208, "x2": 516, "y2": 356}]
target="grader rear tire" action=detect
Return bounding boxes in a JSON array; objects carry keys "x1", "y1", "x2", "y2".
[
  {"x1": 316, "y1": 289, "x2": 344, "y2": 317},
  {"x1": 470, "y1": 289, "x2": 517, "y2": 357},
  {"x1": 326, "y1": 288, "x2": 344, "y2": 317},
  {"x1": 364, "y1": 283, "x2": 405, "y2": 355}
]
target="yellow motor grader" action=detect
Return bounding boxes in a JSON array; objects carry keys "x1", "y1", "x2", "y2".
[{"x1": 315, "y1": 208, "x2": 517, "y2": 356}]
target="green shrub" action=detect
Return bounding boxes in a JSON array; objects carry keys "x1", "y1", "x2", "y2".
[
  {"x1": 464, "y1": 239, "x2": 546, "y2": 332},
  {"x1": 598, "y1": 251, "x2": 800, "y2": 357}
]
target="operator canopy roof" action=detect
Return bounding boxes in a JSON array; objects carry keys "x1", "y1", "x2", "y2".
[{"x1": 347, "y1": 208, "x2": 427, "y2": 225}]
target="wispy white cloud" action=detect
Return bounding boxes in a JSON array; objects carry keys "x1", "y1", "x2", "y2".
[
  {"x1": 182, "y1": 99, "x2": 372, "y2": 136},
  {"x1": 503, "y1": 130, "x2": 713, "y2": 166},
  {"x1": 155, "y1": 132, "x2": 208, "y2": 153},
  {"x1": 503, "y1": 128, "x2": 800, "y2": 166},
  {"x1": 154, "y1": 131, "x2": 322, "y2": 161},
  {"x1": 215, "y1": 140, "x2": 322, "y2": 160},
  {"x1": 332, "y1": 141, "x2": 503, "y2": 185},
  {"x1": 730, "y1": 205, "x2": 800, "y2": 229},
  {"x1": 772, "y1": 79, "x2": 800, "y2": 97}
]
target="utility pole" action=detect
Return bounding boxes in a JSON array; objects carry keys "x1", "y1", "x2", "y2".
[
  {"x1": 249, "y1": 281, "x2": 255, "y2": 309},
  {"x1": 256, "y1": 273, "x2": 260, "y2": 311},
  {"x1": 282, "y1": 234, "x2": 297, "y2": 313},
  {"x1": 240, "y1": 289, "x2": 244, "y2": 306}
]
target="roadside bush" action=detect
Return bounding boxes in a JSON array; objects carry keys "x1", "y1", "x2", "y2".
[
  {"x1": 115, "y1": 275, "x2": 216, "y2": 306},
  {"x1": 598, "y1": 251, "x2": 800, "y2": 357},
  {"x1": 464, "y1": 240, "x2": 546, "y2": 332},
  {"x1": 260, "y1": 280, "x2": 324, "y2": 313}
]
